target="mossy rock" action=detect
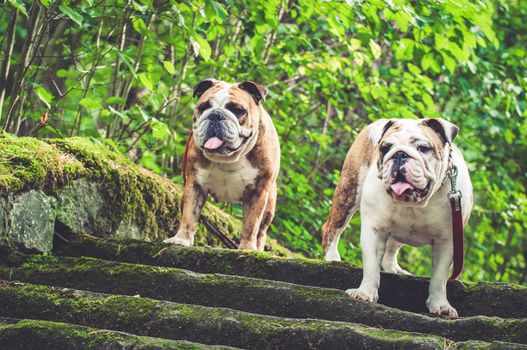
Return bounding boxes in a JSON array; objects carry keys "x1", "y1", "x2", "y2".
[
  {"x1": 0, "y1": 134, "x2": 290, "y2": 255},
  {"x1": 0, "y1": 318, "x2": 239, "y2": 350},
  {"x1": 52, "y1": 233, "x2": 527, "y2": 319},
  {"x1": 2, "y1": 254, "x2": 527, "y2": 345}
]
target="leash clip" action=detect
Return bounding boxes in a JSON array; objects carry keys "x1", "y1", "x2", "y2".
[{"x1": 447, "y1": 165, "x2": 462, "y2": 212}]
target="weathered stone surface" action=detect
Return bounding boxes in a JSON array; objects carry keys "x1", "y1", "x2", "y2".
[
  {"x1": 0, "y1": 134, "x2": 290, "y2": 255},
  {"x1": 54, "y1": 179, "x2": 111, "y2": 236},
  {"x1": 0, "y1": 191, "x2": 56, "y2": 253},
  {"x1": 53, "y1": 233, "x2": 527, "y2": 319},
  {"x1": 0, "y1": 281, "x2": 468, "y2": 350},
  {"x1": 0, "y1": 318, "x2": 238, "y2": 350},
  {"x1": 2, "y1": 254, "x2": 526, "y2": 345}
]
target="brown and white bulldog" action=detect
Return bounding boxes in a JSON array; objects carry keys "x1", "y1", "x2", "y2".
[
  {"x1": 322, "y1": 118, "x2": 472, "y2": 317},
  {"x1": 164, "y1": 79, "x2": 280, "y2": 251}
]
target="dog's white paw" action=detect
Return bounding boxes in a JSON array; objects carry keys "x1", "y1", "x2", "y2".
[
  {"x1": 345, "y1": 288, "x2": 378, "y2": 303},
  {"x1": 426, "y1": 297, "x2": 458, "y2": 317},
  {"x1": 324, "y1": 250, "x2": 341, "y2": 262},
  {"x1": 163, "y1": 235, "x2": 193, "y2": 247},
  {"x1": 383, "y1": 264, "x2": 411, "y2": 275},
  {"x1": 238, "y1": 241, "x2": 257, "y2": 251}
]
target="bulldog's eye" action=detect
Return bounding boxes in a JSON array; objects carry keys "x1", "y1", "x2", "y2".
[
  {"x1": 418, "y1": 145, "x2": 431, "y2": 153},
  {"x1": 380, "y1": 144, "x2": 392, "y2": 157},
  {"x1": 226, "y1": 104, "x2": 246, "y2": 117},
  {"x1": 197, "y1": 101, "x2": 211, "y2": 114}
]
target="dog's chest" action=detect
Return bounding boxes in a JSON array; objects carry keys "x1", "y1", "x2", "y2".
[
  {"x1": 376, "y1": 201, "x2": 451, "y2": 246},
  {"x1": 196, "y1": 157, "x2": 259, "y2": 203}
]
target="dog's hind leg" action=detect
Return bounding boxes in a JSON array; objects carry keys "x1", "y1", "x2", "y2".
[
  {"x1": 256, "y1": 182, "x2": 276, "y2": 251},
  {"x1": 321, "y1": 128, "x2": 374, "y2": 261}
]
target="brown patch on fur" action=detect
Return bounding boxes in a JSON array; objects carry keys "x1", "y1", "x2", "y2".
[
  {"x1": 321, "y1": 125, "x2": 375, "y2": 252},
  {"x1": 418, "y1": 122, "x2": 446, "y2": 158},
  {"x1": 239, "y1": 107, "x2": 280, "y2": 250}
]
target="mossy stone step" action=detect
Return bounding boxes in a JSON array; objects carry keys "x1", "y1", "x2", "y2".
[
  {"x1": 1, "y1": 256, "x2": 527, "y2": 346},
  {"x1": 0, "y1": 281, "x2": 487, "y2": 350},
  {"x1": 0, "y1": 318, "x2": 238, "y2": 350},
  {"x1": 52, "y1": 233, "x2": 527, "y2": 319}
]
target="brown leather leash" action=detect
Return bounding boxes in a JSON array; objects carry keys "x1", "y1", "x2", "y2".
[
  {"x1": 182, "y1": 131, "x2": 238, "y2": 249},
  {"x1": 447, "y1": 164, "x2": 464, "y2": 280}
]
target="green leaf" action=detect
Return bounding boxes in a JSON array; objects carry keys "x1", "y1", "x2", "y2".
[
  {"x1": 132, "y1": 17, "x2": 149, "y2": 35},
  {"x1": 7, "y1": 0, "x2": 28, "y2": 17},
  {"x1": 79, "y1": 97, "x2": 103, "y2": 109},
  {"x1": 108, "y1": 105, "x2": 129, "y2": 122},
  {"x1": 421, "y1": 52, "x2": 441, "y2": 73},
  {"x1": 441, "y1": 52, "x2": 457, "y2": 74},
  {"x1": 39, "y1": 0, "x2": 51, "y2": 8},
  {"x1": 34, "y1": 86, "x2": 53, "y2": 108},
  {"x1": 369, "y1": 39, "x2": 381, "y2": 59},
  {"x1": 162, "y1": 61, "x2": 176, "y2": 75},
  {"x1": 59, "y1": 5, "x2": 83, "y2": 26},
  {"x1": 190, "y1": 34, "x2": 211, "y2": 61},
  {"x1": 138, "y1": 72, "x2": 153, "y2": 91},
  {"x1": 205, "y1": 0, "x2": 228, "y2": 22},
  {"x1": 105, "y1": 96, "x2": 125, "y2": 105}
]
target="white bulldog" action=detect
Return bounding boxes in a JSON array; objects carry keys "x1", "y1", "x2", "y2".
[{"x1": 321, "y1": 118, "x2": 473, "y2": 317}]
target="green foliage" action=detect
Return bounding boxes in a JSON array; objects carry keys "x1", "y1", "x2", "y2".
[{"x1": 0, "y1": 0, "x2": 525, "y2": 284}]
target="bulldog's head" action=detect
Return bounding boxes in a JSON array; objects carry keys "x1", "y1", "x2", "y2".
[
  {"x1": 192, "y1": 79, "x2": 267, "y2": 163},
  {"x1": 371, "y1": 118, "x2": 459, "y2": 206}
]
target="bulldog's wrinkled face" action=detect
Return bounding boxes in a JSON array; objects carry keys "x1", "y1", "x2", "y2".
[
  {"x1": 192, "y1": 79, "x2": 266, "y2": 161},
  {"x1": 376, "y1": 119, "x2": 458, "y2": 205}
]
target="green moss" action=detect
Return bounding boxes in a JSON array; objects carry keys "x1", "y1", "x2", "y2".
[
  {"x1": 4, "y1": 254, "x2": 527, "y2": 346},
  {"x1": 0, "y1": 134, "x2": 86, "y2": 194},
  {"x1": 0, "y1": 318, "x2": 237, "y2": 349},
  {"x1": 0, "y1": 281, "x2": 449, "y2": 349}
]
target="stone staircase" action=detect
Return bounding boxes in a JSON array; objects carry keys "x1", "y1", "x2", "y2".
[{"x1": 0, "y1": 233, "x2": 526, "y2": 349}]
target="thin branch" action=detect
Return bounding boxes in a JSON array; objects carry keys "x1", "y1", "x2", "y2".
[{"x1": 0, "y1": 9, "x2": 18, "y2": 123}]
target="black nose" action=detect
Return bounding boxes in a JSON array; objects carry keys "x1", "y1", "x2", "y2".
[
  {"x1": 393, "y1": 151, "x2": 409, "y2": 166},
  {"x1": 208, "y1": 110, "x2": 225, "y2": 122}
]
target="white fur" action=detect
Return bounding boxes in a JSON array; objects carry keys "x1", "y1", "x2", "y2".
[
  {"x1": 196, "y1": 156, "x2": 259, "y2": 203},
  {"x1": 346, "y1": 121, "x2": 472, "y2": 317},
  {"x1": 211, "y1": 84, "x2": 233, "y2": 107}
]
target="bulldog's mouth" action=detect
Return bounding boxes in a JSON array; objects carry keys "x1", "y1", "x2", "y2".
[
  {"x1": 202, "y1": 136, "x2": 247, "y2": 155},
  {"x1": 204, "y1": 137, "x2": 225, "y2": 150},
  {"x1": 388, "y1": 181, "x2": 430, "y2": 201}
]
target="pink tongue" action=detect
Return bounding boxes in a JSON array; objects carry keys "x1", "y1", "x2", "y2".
[
  {"x1": 204, "y1": 137, "x2": 225, "y2": 150},
  {"x1": 391, "y1": 182, "x2": 414, "y2": 196}
]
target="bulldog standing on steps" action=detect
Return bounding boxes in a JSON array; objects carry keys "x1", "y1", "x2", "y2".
[
  {"x1": 322, "y1": 118, "x2": 472, "y2": 317},
  {"x1": 164, "y1": 79, "x2": 280, "y2": 251}
]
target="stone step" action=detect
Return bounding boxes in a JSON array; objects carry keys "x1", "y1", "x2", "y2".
[
  {"x1": 0, "y1": 280, "x2": 465, "y2": 350},
  {"x1": 1, "y1": 255, "x2": 526, "y2": 345},
  {"x1": 51, "y1": 233, "x2": 527, "y2": 318},
  {"x1": 0, "y1": 317, "x2": 238, "y2": 350}
]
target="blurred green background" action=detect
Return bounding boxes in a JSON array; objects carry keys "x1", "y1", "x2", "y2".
[{"x1": 0, "y1": 0, "x2": 525, "y2": 284}]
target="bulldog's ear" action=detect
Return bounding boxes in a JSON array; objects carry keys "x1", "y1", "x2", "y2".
[
  {"x1": 193, "y1": 79, "x2": 218, "y2": 98},
  {"x1": 368, "y1": 119, "x2": 396, "y2": 145},
  {"x1": 238, "y1": 81, "x2": 267, "y2": 104},
  {"x1": 422, "y1": 118, "x2": 459, "y2": 143}
]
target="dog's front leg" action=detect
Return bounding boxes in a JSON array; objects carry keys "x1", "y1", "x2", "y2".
[
  {"x1": 346, "y1": 225, "x2": 386, "y2": 302},
  {"x1": 164, "y1": 180, "x2": 207, "y2": 247},
  {"x1": 427, "y1": 239, "x2": 458, "y2": 317},
  {"x1": 240, "y1": 188, "x2": 271, "y2": 251}
]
